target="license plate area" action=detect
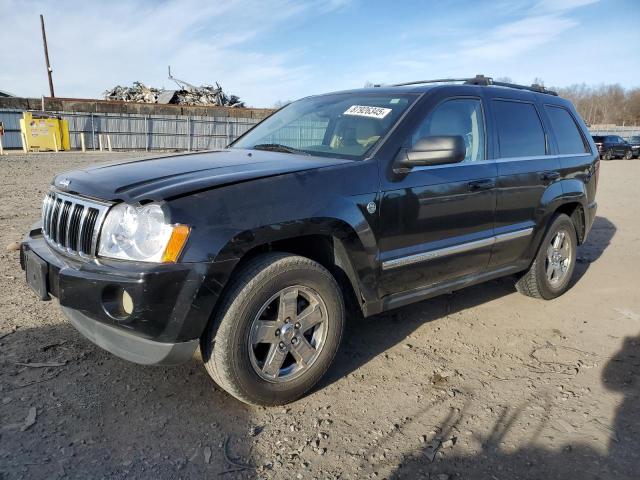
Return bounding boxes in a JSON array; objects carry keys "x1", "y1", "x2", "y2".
[{"x1": 25, "y1": 249, "x2": 50, "y2": 300}]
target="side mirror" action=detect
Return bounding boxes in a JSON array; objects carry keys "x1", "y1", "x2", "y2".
[{"x1": 395, "y1": 135, "x2": 466, "y2": 169}]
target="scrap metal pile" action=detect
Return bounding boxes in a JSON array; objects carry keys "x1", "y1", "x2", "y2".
[{"x1": 103, "y1": 81, "x2": 245, "y2": 107}]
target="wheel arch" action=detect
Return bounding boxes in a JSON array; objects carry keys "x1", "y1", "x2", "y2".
[{"x1": 211, "y1": 217, "x2": 380, "y2": 319}]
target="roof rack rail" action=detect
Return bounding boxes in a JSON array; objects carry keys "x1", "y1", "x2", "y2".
[{"x1": 379, "y1": 74, "x2": 558, "y2": 96}]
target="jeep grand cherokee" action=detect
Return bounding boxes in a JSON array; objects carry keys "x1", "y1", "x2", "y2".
[{"x1": 21, "y1": 75, "x2": 599, "y2": 406}]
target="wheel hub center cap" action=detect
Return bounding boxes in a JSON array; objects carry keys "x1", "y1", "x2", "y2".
[{"x1": 281, "y1": 323, "x2": 295, "y2": 342}]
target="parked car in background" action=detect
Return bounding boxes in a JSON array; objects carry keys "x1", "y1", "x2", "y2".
[
  {"x1": 592, "y1": 135, "x2": 633, "y2": 160},
  {"x1": 625, "y1": 136, "x2": 640, "y2": 158}
]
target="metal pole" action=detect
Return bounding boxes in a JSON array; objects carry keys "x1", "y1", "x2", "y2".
[
  {"x1": 40, "y1": 14, "x2": 55, "y2": 98},
  {"x1": 187, "y1": 116, "x2": 191, "y2": 152},
  {"x1": 90, "y1": 113, "x2": 95, "y2": 150}
]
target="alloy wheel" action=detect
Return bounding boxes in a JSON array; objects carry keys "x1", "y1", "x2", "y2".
[
  {"x1": 545, "y1": 229, "x2": 573, "y2": 286},
  {"x1": 248, "y1": 286, "x2": 328, "y2": 383}
]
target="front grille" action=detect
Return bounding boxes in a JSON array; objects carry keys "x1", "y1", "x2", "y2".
[{"x1": 42, "y1": 190, "x2": 112, "y2": 258}]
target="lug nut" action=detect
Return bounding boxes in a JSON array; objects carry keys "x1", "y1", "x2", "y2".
[
  {"x1": 294, "y1": 322, "x2": 301, "y2": 329},
  {"x1": 275, "y1": 328, "x2": 281, "y2": 337},
  {"x1": 278, "y1": 341, "x2": 286, "y2": 350},
  {"x1": 285, "y1": 317, "x2": 291, "y2": 323},
  {"x1": 291, "y1": 337, "x2": 298, "y2": 345}
]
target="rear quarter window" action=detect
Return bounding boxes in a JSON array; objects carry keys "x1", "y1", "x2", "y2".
[
  {"x1": 544, "y1": 105, "x2": 590, "y2": 154},
  {"x1": 493, "y1": 100, "x2": 546, "y2": 158}
]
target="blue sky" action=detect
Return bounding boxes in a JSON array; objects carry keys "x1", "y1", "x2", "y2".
[{"x1": 1, "y1": 0, "x2": 638, "y2": 107}]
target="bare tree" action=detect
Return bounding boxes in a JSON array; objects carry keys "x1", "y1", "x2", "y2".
[{"x1": 555, "y1": 83, "x2": 640, "y2": 126}]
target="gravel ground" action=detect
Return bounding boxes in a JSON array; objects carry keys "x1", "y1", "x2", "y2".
[{"x1": 0, "y1": 152, "x2": 638, "y2": 479}]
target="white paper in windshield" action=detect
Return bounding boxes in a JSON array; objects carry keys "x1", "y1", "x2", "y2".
[{"x1": 343, "y1": 105, "x2": 392, "y2": 119}]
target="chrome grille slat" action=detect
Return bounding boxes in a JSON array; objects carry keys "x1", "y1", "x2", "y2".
[
  {"x1": 41, "y1": 190, "x2": 112, "y2": 259},
  {"x1": 43, "y1": 194, "x2": 53, "y2": 236},
  {"x1": 58, "y1": 201, "x2": 72, "y2": 247},
  {"x1": 51, "y1": 199, "x2": 62, "y2": 243},
  {"x1": 76, "y1": 206, "x2": 90, "y2": 254},
  {"x1": 64, "y1": 203, "x2": 77, "y2": 248}
]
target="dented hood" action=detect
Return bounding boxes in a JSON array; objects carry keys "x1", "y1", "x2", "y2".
[{"x1": 52, "y1": 149, "x2": 351, "y2": 202}]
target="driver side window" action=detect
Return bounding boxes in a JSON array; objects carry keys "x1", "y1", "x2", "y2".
[{"x1": 410, "y1": 98, "x2": 486, "y2": 162}]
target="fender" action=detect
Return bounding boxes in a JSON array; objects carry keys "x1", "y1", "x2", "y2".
[
  {"x1": 523, "y1": 179, "x2": 588, "y2": 261},
  {"x1": 166, "y1": 159, "x2": 382, "y2": 325},
  {"x1": 212, "y1": 215, "x2": 380, "y2": 312}
]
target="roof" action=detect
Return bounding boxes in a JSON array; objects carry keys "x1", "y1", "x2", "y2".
[
  {"x1": 0, "y1": 89, "x2": 16, "y2": 97},
  {"x1": 318, "y1": 75, "x2": 560, "y2": 99}
]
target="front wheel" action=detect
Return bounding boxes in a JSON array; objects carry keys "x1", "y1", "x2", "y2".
[
  {"x1": 201, "y1": 253, "x2": 344, "y2": 406},
  {"x1": 624, "y1": 150, "x2": 633, "y2": 160},
  {"x1": 516, "y1": 214, "x2": 578, "y2": 300},
  {"x1": 603, "y1": 149, "x2": 614, "y2": 160}
]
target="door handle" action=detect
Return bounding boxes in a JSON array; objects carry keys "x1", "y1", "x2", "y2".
[
  {"x1": 468, "y1": 179, "x2": 495, "y2": 191},
  {"x1": 540, "y1": 171, "x2": 560, "y2": 182}
]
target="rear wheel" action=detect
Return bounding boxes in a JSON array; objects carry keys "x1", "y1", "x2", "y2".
[
  {"x1": 201, "y1": 253, "x2": 344, "y2": 406},
  {"x1": 516, "y1": 214, "x2": 577, "y2": 300}
]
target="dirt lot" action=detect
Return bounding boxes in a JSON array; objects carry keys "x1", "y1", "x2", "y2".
[{"x1": 0, "y1": 152, "x2": 638, "y2": 479}]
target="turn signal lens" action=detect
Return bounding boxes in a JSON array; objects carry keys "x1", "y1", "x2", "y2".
[{"x1": 161, "y1": 225, "x2": 190, "y2": 263}]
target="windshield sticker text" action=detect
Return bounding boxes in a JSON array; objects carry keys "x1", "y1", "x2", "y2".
[{"x1": 344, "y1": 105, "x2": 392, "y2": 119}]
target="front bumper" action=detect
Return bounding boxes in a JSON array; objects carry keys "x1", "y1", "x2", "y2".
[
  {"x1": 63, "y1": 307, "x2": 198, "y2": 365},
  {"x1": 20, "y1": 223, "x2": 230, "y2": 366}
]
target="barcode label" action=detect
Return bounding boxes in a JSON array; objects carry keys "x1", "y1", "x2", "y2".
[{"x1": 343, "y1": 105, "x2": 392, "y2": 119}]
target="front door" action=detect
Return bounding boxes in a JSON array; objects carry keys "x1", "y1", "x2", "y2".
[{"x1": 378, "y1": 95, "x2": 497, "y2": 296}]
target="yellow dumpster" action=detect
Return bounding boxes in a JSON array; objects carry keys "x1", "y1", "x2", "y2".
[{"x1": 19, "y1": 112, "x2": 70, "y2": 152}]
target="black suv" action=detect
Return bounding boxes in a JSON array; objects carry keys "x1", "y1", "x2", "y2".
[
  {"x1": 592, "y1": 134, "x2": 633, "y2": 160},
  {"x1": 21, "y1": 76, "x2": 599, "y2": 406},
  {"x1": 625, "y1": 135, "x2": 640, "y2": 158}
]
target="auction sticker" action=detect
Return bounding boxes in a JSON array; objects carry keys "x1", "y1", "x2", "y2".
[{"x1": 344, "y1": 105, "x2": 392, "y2": 119}]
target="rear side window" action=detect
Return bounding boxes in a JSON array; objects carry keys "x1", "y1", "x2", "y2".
[
  {"x1": 493, "y1": 100, "x2": 546, "y2": 158},
  {"x1": 544, "y1": 105, "x2": 589, "y2": 154}
]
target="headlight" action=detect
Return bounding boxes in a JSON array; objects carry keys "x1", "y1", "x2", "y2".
[{"x1": 98, "y1": 203, "x2": 190, "y2": 262}]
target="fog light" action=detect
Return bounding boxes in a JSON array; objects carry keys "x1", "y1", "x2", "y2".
[{"x1": 122, "y1": 289, "x2": 134, "y2": 315}]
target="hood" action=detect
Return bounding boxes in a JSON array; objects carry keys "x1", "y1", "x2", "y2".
[{"x1": 53, "y1": 149, "x2": 351, "y2": 202}]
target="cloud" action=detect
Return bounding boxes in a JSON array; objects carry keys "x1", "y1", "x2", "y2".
[
  {"x1": 533, "y1": 0, "x2": 598, "y2": 13},
  {"x1": 365, "y1": 0, "x2": 602, "y2": 86},
  {"x1": 0, "y1": 0, "x2": 351, "y2": 106},
  {"x1": 459, "y1": 14, "x2": 578, "y2": 61}
]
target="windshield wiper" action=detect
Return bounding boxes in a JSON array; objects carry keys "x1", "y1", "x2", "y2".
[{"x1": 252, "y1": 143, "x2": 309, "y2": 155}]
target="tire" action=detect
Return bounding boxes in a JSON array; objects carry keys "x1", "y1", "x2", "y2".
[
  {"x1": 624, "y1": 150, "x2": 633, "y2": 160},
  {"x1": 200, "y1": 253, "x2": 345, "y2": 406},
  {"x1": 515, "y1": 214, "x2": 578, "y2": 300},
  {"x1": 603, "y1": 149, "x2": 613, "y2": 160}
]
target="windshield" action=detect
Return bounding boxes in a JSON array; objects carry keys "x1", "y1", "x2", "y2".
[
  {"x1": 232, "y1": 93, "x2": 418, "y2": 159},
  {"x1": 628, "y1": 136, "x2": 640, "y2": 143}
]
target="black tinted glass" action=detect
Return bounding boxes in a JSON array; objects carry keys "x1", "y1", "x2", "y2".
[
  {"x1": 494, "y1": 100, "x2": 546, "y2": 157},
  {"x1": 544, "y1": 106, "x2": 589, "y2": 154}
]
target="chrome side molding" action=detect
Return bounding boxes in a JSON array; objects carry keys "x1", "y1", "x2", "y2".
[{"x1": 382, "y1": 227, "x2": 533, "y2": 271}]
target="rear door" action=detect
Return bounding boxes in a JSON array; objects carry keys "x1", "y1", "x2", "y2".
[
  {"x1": 486, "y1": 92, "x2": 561, "y2": 269},
  {"x1": 378, "y1": 92, "x2": 497, "y2": 295},
  {"x1": 615, "y1": 136, "x2": 628, "y2": 157}
]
